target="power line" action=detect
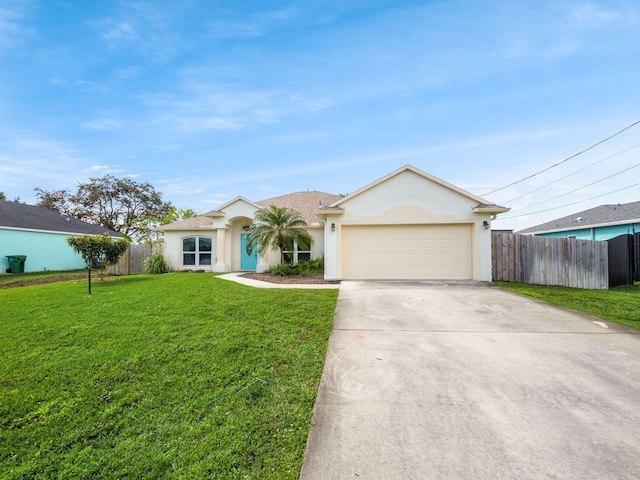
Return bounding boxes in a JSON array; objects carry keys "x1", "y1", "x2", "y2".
[
  {"x1": 482, "y1": 120, "x2": 640, "y2": 196},
  {"x1": 505, "y1": 161, "x2": 640, "y2": 213},
  {"x1": 504, "y1": 143, "x2": 640, "y2": 204},
  {"x1": 498, "y1": 181, "x2": 640, "y2": 220}
]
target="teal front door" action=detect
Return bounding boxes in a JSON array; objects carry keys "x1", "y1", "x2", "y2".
[{"x1": 240, "y1": 234, "x2": 257, "y2": 270}]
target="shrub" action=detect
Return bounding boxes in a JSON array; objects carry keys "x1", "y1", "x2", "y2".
[
  {"x1": 268, "y1": 263, "x2": 294, "y2": 277},
  {"x1": 143, "y1": 253, "x2": 170, "y2": 274},
  {"x1": 298, "y1": 258, "x2": 323, "y2": 273},
  {"x1": 267, "y1": 258, "x2": 324, "y2": 277}
]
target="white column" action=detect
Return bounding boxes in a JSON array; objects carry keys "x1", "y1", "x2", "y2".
[
  {"x1": 256, "y1": 249, "x2": 269, "y2": 273},
  {"x1": 324, "y1": 216, "x2": 341, "y2": 280},
  {"x1": 213, "y1": 228, "x2": 228, "y2": 272}
]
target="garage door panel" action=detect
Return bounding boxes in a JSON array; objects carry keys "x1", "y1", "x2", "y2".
[{"x1": 342, "y1": 224, "x2": 472, "y2": 280}]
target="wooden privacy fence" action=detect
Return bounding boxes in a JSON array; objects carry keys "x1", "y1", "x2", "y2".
[
  {"x1": 108, "y1": 243, "x2": 164, "y2": 275},
  {"x1": 492, "y1": 232, "x2": 608, "y2": 290}
]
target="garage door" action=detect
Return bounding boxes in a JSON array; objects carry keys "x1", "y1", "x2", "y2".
[{"x1": 341, "y1": 224, "x2": 472, "y2": 280}]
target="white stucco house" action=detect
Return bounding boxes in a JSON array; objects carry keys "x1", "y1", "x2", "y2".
[{"x1": 157, "y1": 165, "x2": 509, "y2": 281}]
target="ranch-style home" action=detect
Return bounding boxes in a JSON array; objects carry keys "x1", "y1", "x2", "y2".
[
  {"x1": 157, "y1": 165, "x2": 509, "y2": 281},
  {"x1": 0, "y1": 200, "x2": 121, "y2": 273}
]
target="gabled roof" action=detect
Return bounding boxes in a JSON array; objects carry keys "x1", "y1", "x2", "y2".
[
  {"x1": 327, "y1": 164, "x2": 508, "y2": 213},
  {"x1": 518, "y1": 201, "x2": 640, "y2": 234},
  {"x1": 0, "y1": 200, "x2": 121, "y2": 236},
  {"x1": 158, "y1": 191, "x2": 341, "y2": 231},
  {"x1": 257, "y1": 191, "x2": 341, "y2": 225},
  {"x1": 203, "y1": 196, "x2": 263, "y2": 217}
]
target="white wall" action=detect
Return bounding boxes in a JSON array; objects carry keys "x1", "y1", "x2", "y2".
[
  {"x1": 163, "y1": 229, "x2": 217, "y2": 272},
  {"x1": 163, "y1": 219, "x2": 325, "y2": 273},
  {"x1": 322, "y1": 169, "x2": 495, "y2": 281}
]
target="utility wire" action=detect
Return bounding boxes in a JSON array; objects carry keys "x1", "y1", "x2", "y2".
[
  {"x1": 504, "y1": 143, "x2": 640, "y2": 204},
  {"x1": 498, "y1": 181, "x2": 640, "y2": 220},
  {"x1": 482, "y1": 120, "x2": 640, "y2": 196},
  {"x1": 505, "y1": 161, "x2": 640, "y2": 213}
]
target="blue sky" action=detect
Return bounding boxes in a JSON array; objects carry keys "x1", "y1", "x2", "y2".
[{"x1": 1, "y1": 0, "x2": 639, "y2": 231}]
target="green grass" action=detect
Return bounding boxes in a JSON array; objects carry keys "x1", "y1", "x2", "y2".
[
  {"x1": 0, "y1": 269, "x2": 87, "y2": 286},
  {"x1": 497, "y1": 282, "x2": 640, "y2": 330},
  {"x1": 0, "y1": 273, "x2": 338, "y2": 479}
]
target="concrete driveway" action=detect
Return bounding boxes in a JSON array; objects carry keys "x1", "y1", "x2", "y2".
[{"x1": 300, "y1": 281, "x2": 640, "y2": 479}]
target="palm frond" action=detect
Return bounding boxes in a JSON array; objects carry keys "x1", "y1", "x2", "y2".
[{"x1": 247, "y1": 205, "x2": 313, "y2": 263}]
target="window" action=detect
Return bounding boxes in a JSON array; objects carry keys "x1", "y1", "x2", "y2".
[
  {"x1": 182, "y1": 236, "x2": 212, "y2": 266},
  {"x1": 283, "y1": 241, "x2": 311, "y2": 264}
]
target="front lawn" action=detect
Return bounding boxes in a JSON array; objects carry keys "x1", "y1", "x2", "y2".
[
  {"x1": 497, "y1": 282, "x2": 640, "y2": 330},
  {"x1": 0, "y1": 273, "x2": 338, "y2": 479}
]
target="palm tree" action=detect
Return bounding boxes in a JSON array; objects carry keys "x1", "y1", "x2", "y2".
[{"x1": 248, "y1": 205, "x2": 312, "y2": 264}]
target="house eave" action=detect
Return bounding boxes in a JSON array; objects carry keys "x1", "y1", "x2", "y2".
[
  {"x1": 315, "y1": 207, "x2": 345, "y2": 218},
  {"x1": 472, "y1": 206, "x2": 510, "y2": 214},
  {"x1": 0, "y1": 225, "x2": 121, "y2": 237},
  {"x1": 315, "y1": 208, "x2": 344, "y2": 222},
  {"x1": 203, "y1": 211, "x2": 225, "y2": 218},
  {"x1": 155, "y1": 225, "x2": 215, "y2": 232},
  {"x1": 520, "y1": 218, "x2": 640, "y2": 236}
]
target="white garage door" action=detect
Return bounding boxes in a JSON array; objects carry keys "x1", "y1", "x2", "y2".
[{"x1": 342, "y1": 224, "x2": 473, "y2": 280}]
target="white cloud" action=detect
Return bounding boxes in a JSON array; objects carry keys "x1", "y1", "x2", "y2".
[
  {"x1": 102, "y1": 20, "x2": 137, "y2": 42},
  {"x1": 0, "y1": 135, "x2": 89, "y2": 198},
  {"x1": 75, "y1": 78, "x2": 110, "y2": 93},
  {"x1": 90, "y1": 3, "x2": 180, "y2": 60},
  {"x1": 206, "y1": 7, "x2": 299, "y2": 39},
  {"x1": 137, "y1": 72, "x2": 337, "y2": 133},
  {"x1": 0, "y1": 3, "x2": 33, "y2": 51},
  {"x1": 154, "y1": 114, "x2": 243, "y2": 131},
  {"x1": 139, "y1": 85, "x2": 280, "y2": 132},
  {"x1": 82, "y1": 119, "x2": 122, "y2": 130},
  {"x1": 271, "y1": 131, "x2": 328, "y2": 142},
  {"x1": 571, "y1": 3, "x2": 623, "y2": 26},
  {"x1": 155, "y1": 143, "x2": 179, "y2": 152},
  {"x1": 113, "y1": 66, "x2": 140, "y2": 80}
]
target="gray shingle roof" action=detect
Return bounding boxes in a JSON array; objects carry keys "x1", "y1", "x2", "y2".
[
  {"x1": 518, "y1": 200, "x2": 640, "y2": 234},
  {"x1": 256, "y1": 191, "x2": 342, "y2": 225},
  {"x1": 0, "y1": 201, "x2": 121, "y2": 236},
  {"x1": 158, "y1": 191, "x2": 341, "y2": 231},
  {"x1": 156, "y1": 215, "x2": 212, "y2": 231}
]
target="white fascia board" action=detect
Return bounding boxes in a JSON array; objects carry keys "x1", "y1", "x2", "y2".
[
  {"x1": 526, "y1": 218, "x2": 640, "y2": 235},
  {"x1": 0, "y1": 226, "x2": 120, "y2": 238}
]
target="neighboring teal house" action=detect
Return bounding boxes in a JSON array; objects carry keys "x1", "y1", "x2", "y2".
[
  {"x1": 517, "y1": 201, "x2": 640, "y2": 240},
  {"x1": 0, "y1": 200, "x2": 121, "y2": 273}
]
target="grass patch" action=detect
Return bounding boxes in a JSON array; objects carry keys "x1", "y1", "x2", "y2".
[
  {"x1": 496, "y1": 282, "x2": 640, "y2": 330},
  {"x1": 0, "y1": 273, "x2": 338, "y2": 479}
]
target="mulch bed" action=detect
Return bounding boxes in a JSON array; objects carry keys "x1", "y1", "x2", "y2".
[
  {"x1": 241, "y1": 273, "x2": 340, "y2": 284},
  {"x1": 1, "y1": 272, "x2": 339, "y2": 288},
  {"x1": 0, "y1": 274, "x2": 111, "y2": 289}
]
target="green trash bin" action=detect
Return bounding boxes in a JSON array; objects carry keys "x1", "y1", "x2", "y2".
[{"x1": 6, "y1": 255, "x2": 27, "y2": 274}]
